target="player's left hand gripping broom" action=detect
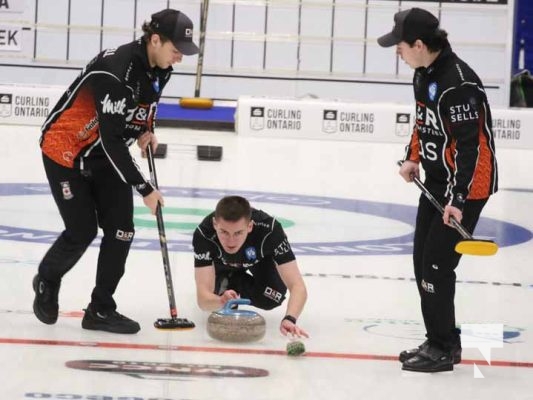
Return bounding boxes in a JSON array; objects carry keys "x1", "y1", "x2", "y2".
[
  {"x1": 397, "y1": 160, "x2": 498, "y2": 256},
  {"x1": 147, "y1": 144, "x2": 195, "y2": 329}
]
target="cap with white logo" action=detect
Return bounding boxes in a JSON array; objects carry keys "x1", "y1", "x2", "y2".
[{"x1": 149, "y1": 9, "x2": 199, "y2": 55}]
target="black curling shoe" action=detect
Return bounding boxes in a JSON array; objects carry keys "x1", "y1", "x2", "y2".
[
  {"x1": 82, "y1": 305, "x2": 140, "y2": 334},
  {"x1": 32, "y1": 274, "x2": 60, "y2": 325},
  {"x1": 402, "y1": 344, "x2": 454, "y2": 373},
  {"x1": 399, "y1": 340, "x2": 462, "y2": 364}
]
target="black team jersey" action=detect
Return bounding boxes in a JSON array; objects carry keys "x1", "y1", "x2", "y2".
[
  {"x1": 193, "y1": 209, "x2": 296, "y2": 270},
  {"x1": 39, "y1": 38, "x2": 172, "y2": 197},
  {"x1": 404, "y1": 43, "x2": 498, "y2": 210}
]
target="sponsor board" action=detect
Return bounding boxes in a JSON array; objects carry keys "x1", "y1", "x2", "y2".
[
  {"x1": 0, "y1": 85, "x2": 64, "y2": 125},
  {"x1": 0, "y1": 183, "x2": 529, "y2": 256},
  {"x1": 66, "y1": 360, "x2": 269, "y2": 380},
  {"x1": 238, "y1": 96, "x2": 385, "y2": 142},
  {"x1": 236, "y1": 96, "x2": 533, "y2": 149}
]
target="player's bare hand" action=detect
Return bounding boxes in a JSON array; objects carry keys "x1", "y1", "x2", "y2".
[
  {"x1": 280, "y1": 319, "x2": 309, "y2": 338},
  {"x1": 143, "y1": 189, "x2": 164, "y2": 215},
  {"x1": 443, "y1": 205, "x2": 462, "y2": 226},
  {"x1": 399, "y1": 160, "x2": 420, "y2": 182},
  {"x1": 220, "y1": 290, "x2": 240, "y2": 305},
  {"x1": 138, "y1": 131, "x2": 158, "y2": 156}
]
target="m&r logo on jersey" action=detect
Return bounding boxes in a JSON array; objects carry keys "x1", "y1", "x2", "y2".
[
  {"x1": 244, "y1": 247, "x2": 257, "y2": 261},
  {"x1": 428, "y1": 82, "x2": 438, "y2": 101}
]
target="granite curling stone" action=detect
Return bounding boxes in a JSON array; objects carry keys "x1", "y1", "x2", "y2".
[{"x1": 207, "y1": 298, "x2": 266, "y2": 343}]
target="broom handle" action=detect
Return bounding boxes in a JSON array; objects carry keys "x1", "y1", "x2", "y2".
[
  {"x1": 194, "y1": 0, "x2": 209, "y2": 97},
  {"x1": 147, "y1": 145, "x2": 178, "y2": 319},
  {"x1": 397, "y1": 160, "x2": 473, "y2": 240}
]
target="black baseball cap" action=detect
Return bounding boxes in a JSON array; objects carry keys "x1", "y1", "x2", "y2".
[
  {"x1": 377, "y1": 8, "x2": 439, "y2": 47},
  {"x1": 150, "y1": 9, "x2": 199, "y2": 55}
]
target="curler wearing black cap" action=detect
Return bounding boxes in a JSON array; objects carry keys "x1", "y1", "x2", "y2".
[
  {"x1": 377, "y1": 8, "x2": 439, "y2": 48},
  {"x1": 378, "y1": 6, "x2": 499, "y2": 375},
  {"x1": 150, "y1": 9, "x2": 199, "y2": 55}
]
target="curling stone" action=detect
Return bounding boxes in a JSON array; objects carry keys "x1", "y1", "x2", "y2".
[{"x1": 207, "y1": 299, "x2": 266, "y2": 343}]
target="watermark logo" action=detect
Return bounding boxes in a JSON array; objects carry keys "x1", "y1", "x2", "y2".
[{"x1": 461, "y1": 323, "x2": 504, "y2": 378}]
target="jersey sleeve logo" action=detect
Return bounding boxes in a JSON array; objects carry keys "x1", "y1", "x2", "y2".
[
  {"x1": 449, "y1": 103, "x2": 479, "y2": 123},
  {"x1": 194, "y1": 251, "x2": 211, "y2": 261},
  {"x1": 273, "y1": 239, "x2": 291, "y2": 257},
  {"x1": 126, "y1": 103, "x2": 150, "y2": 125},
  {"x1": 100, "y1": 93, "x2": 127, "y2": 115}
]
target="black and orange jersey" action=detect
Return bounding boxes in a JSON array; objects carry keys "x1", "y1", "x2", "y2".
[
  {"x1": 193, "y1": 209, "x2": 296, "y2": 270},
  {"x1": 404, "y1": 44, "x2": 498, "y2": 209},
  {"x1": 40, "y1": 39, "x2": 172, "y2": 197}
]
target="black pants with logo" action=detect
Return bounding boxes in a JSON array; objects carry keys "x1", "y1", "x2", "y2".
[
  {"x1": 214, "y1": 257, "x2": 287, "y2": 310},
  {"x1": 39, "y1": 154, "x2": 134, "y2": 312},
  {"x1": 413, "y1": 193, "x2": 487, "y2": 351}
]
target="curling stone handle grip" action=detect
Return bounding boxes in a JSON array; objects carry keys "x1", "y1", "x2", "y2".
[{"x1": 224, "y1": 298, "x2": 251, "y2": 312}]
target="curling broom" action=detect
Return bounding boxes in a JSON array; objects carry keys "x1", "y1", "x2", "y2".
[
  {"x1": 397, "y1": 160, "x2": 498, "y2": 256},
  {"x1": 147, "y1": 145, "x2": 195, "y2": 329}
]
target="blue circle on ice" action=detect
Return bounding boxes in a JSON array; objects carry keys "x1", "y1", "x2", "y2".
[{"x1": 0, "y1": 183, "x2": 530, "y2": 256}]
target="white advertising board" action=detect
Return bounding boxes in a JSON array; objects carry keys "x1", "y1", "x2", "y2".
[
  {"x1": 0, "y1": 84, "x2": 64, "y2": 126},
  {"x1": 236, "y1": 96, "x2": 532, "y2": 150}
]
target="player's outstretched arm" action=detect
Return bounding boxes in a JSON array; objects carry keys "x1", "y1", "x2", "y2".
[{"x1": 277, "y1": 260, "x2": 309, "y2": 338}]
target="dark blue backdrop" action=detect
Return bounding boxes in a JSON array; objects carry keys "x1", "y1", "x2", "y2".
[{"x1": 513, "y1": 0, "x2": 533, "y2": 73}]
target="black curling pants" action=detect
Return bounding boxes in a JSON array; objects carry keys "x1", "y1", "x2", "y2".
[
  {"x1": 39, "y1": 154, "x2": 135, "y2": 312},
  {"x1": 413, "y1": 193, "x2": 487, "y2": 351},
  {"x1": 214, "y1": 257, "x2": 287, "y2": 310}
]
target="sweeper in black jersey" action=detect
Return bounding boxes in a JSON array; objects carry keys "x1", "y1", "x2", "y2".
[
  {"x1": 33, "y1": 9, "x2": 199, "y2": 334},
  {"x1": 379, "y1": 8, "x2": 498, "y2": 373},
  {"x1": 193, "y1": 196, "x2": 309, "y2": 338}
]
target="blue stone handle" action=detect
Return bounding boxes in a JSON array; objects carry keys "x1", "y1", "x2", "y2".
[{"x1": 216, "y1": 298, "x2": 257, "y2": 317}]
